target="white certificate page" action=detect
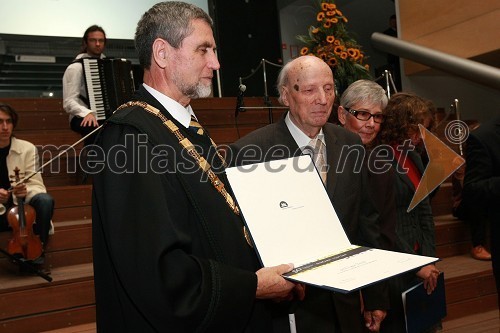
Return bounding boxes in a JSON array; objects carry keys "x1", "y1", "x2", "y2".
[{"x1": 226, "y1": 155, "x2": 438, "y2": 293}]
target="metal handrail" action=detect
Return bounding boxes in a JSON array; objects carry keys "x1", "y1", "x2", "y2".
[{"x1": 371, "y1": 32, "x2": 500, "y2": 91}]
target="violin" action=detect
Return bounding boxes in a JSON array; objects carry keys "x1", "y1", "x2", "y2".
[{"x1": 6, "y1": 167, "x2": 43, "y2": 261}]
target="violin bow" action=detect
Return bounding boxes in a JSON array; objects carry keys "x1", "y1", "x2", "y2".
[{"x1": 9, "y1": 124, "x2": 104, "y2": 190}]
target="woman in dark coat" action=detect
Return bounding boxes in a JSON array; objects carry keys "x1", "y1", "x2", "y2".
[{"x1": 377, "y1": 92, "x2": 441, "y2": 333}]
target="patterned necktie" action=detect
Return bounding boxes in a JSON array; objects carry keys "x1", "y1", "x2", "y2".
[
  {"x1": 189, "y1": 115, "x2": 205, "y2": 135},
  {"x1": 309, "y1": 135, "x2": 327, "y2": 184}
]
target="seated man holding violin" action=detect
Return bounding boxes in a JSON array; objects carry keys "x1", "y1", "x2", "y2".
[{"x1": 0, "y1": 103, "x2": 54, "y2": 269}]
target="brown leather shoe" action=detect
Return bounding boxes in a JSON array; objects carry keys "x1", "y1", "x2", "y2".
[{"x1": 471, "y1": 245, "x2": 492, "y2": 261}]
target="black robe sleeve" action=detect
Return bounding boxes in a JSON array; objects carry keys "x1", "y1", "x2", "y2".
[{"x1": 92, "y1": 123, "x2": 261, "y2": 332}]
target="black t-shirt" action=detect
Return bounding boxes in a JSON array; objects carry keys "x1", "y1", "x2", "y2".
[{"x1": 0, "y1": 143, "x2": 12, "y2": 230}]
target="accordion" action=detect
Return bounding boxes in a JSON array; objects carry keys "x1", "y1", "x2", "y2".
[{"x1": 82, "y1": 58, "x2": 135, "y2": 120}]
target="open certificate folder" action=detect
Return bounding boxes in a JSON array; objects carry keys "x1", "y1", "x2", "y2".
[{"x1": 226, "y1": 155, "x2": 438, "y2": 293}]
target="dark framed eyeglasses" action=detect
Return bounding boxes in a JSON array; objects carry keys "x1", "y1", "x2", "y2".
[{"x1": 345, "y1": 108, "x2": 386, "y2": 123}]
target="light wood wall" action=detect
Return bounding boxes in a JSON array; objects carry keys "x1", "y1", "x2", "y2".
[{"x1": 398, "y1": 0, "x2": 500, "y2": 75}]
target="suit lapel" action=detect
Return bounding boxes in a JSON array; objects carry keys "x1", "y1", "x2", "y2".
[
  {"x1": 275, "y1": 116, "x2": 302, "y2": 156},
  {"x1": 324, "y1": 126, "x2": 340, "y2": 195}
]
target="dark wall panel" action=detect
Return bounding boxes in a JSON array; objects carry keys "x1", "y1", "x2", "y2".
[{"x1": 209, "y1": 0, "x2": 282, "y2": 97}]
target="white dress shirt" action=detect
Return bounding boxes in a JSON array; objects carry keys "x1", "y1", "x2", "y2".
[
  {"x1": 284, "y1": 112, "x2": 326, "y2": 151},
  {"x1": 143, "y1": 83, "x2": 196, "y2": 128},
  {"x1": 62, "y1": 52, "x2": 105, "y2": 120}
]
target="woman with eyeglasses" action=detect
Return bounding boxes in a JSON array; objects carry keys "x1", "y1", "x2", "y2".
[
  {"x1": 337, "y1": 80, "x2": 386, "y2": 148},
  {"x1": 336, "y1": 80, "x2": 397, "y2": 330},
  {"x1": 337, "y1": 79, "x2": 397, "y2": 252},
  {"x1": 377, "y1": 92, "x2": 441, "y2": 333}
]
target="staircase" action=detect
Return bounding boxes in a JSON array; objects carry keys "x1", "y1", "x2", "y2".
[
  {"x1": 0, "y1": 98, "x2": 497, "y2": 332},
  {"x1": 433, "y1": 186, "x2": 498, "y2": 321},
  {"x1": 432, "y1": 114, "x2": 498, "y2": 329}
]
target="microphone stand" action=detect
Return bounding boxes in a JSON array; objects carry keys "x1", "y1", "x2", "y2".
[
  {"x1": 235, "y1": 77, "x2": 245, "y2": 118},
  {"x1": 262, "y1": 59, "x2": 273, "y2": 124},
  {"x1": 452, "y1": 98, "x2": 464, "y2": 156},
  {"x1": 374, "y1": 69, "x2": 398, "y2": 98},
  {"x1": 237, "y1": 58, "x2": 284, "y2": 125}
]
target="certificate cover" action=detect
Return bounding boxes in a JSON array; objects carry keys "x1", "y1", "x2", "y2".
[
  {"x1": 226, "y1": 155, "x2": 438, "y2": 293},
  {"x1": 403, "y1": 273, "x2": 446, "y2": 333}
]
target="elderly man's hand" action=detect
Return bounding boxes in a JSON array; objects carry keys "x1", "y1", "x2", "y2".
[{"x1": 255, "y1": 264, "x2": 305, "y2": 302}]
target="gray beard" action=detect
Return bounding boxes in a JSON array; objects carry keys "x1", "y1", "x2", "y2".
[
  {"x1": 178, "y1": 82, "x2": 212, "y2": 99},
  {"x1": 193, "y1": 83, "x2": 212, "y2": 98},
  {"x1": 173, "y1": 71, "x2": 212, "y2": 99}
]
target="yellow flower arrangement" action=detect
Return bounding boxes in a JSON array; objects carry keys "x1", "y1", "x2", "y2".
[{"x1": 297, "y1": 0, "x2": 371, "y2": 95}]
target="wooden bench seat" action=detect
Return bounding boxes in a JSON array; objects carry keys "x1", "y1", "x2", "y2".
[{"x1": 0, "y1": 263, "x2": 95, "y2": 333}]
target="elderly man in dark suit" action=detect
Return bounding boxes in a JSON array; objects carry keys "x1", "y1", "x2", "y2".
[
  {"x1": 228, "y1": 55, "x2": 388, "y2": 332},
  {"x1": 463, "y1": 115, "x2": 500, "y2": 302}
]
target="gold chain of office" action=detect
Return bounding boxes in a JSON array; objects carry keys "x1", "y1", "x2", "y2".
[{"x1": 116, "y1": 101, "x2": 240, "y2": 216}]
